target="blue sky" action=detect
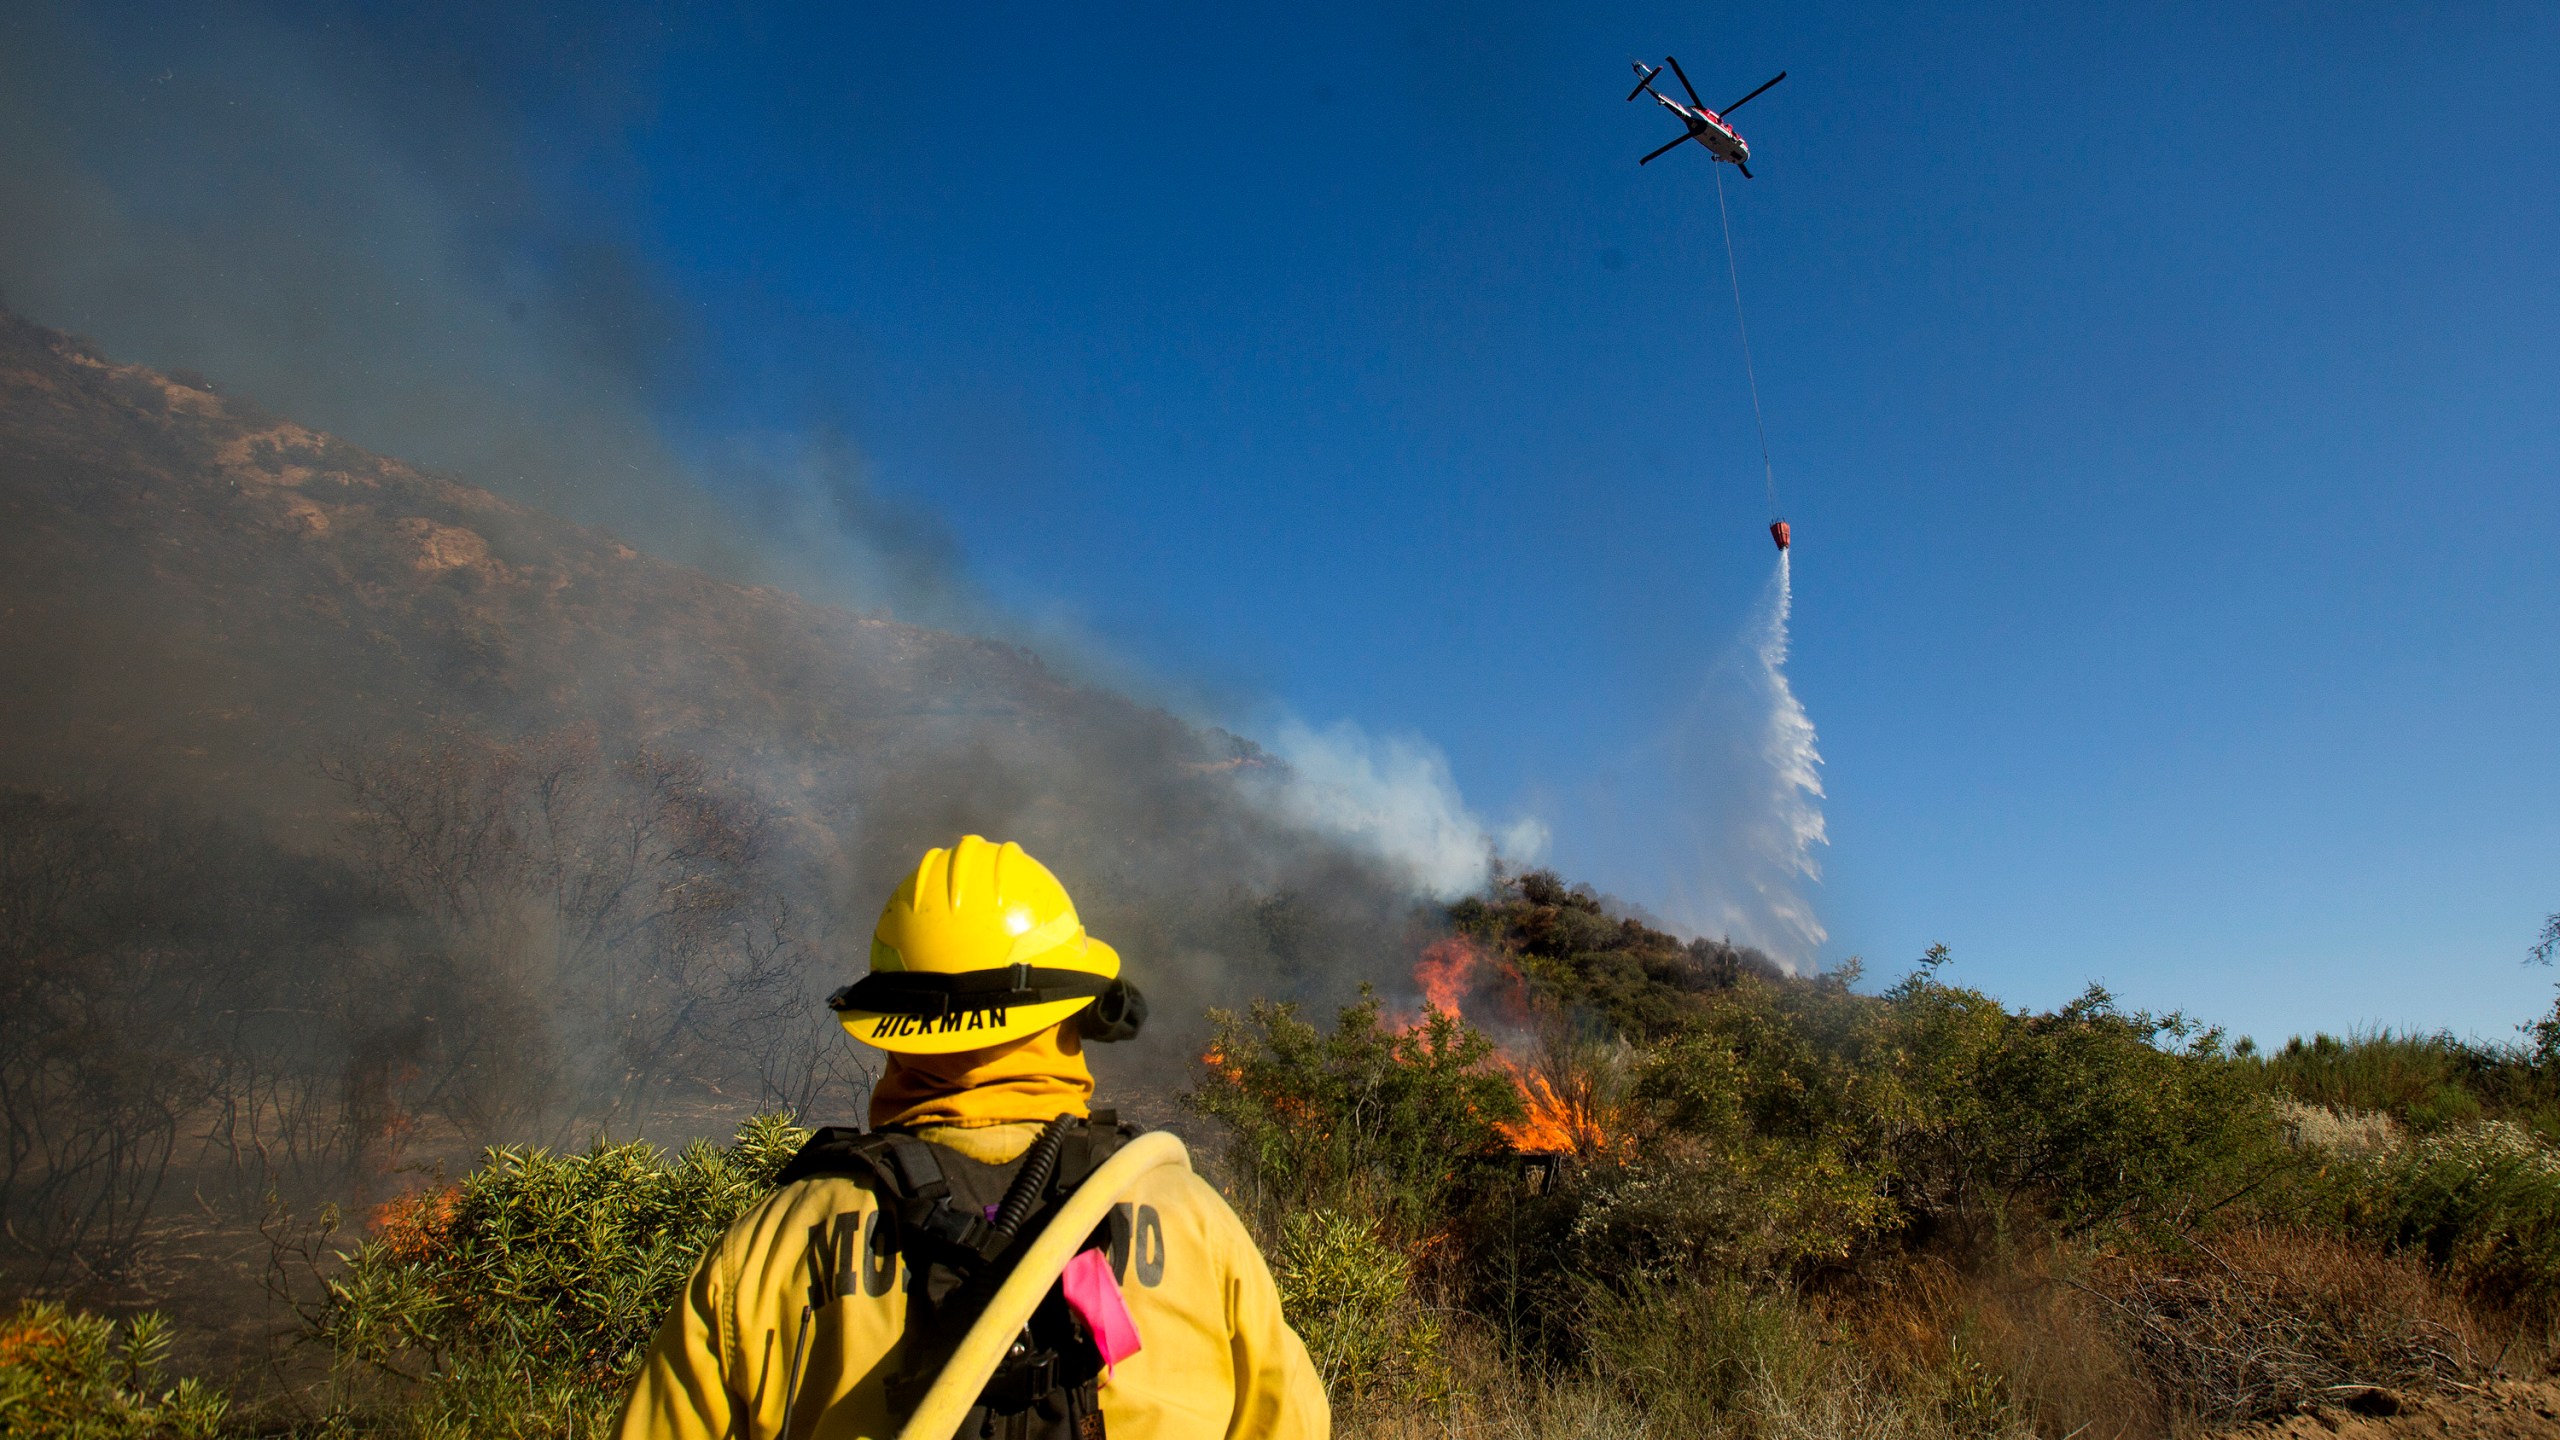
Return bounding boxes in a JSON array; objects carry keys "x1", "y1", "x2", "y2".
[
  {"x1": 16, "y1": 0, "x2": 2559, "y2": 1043},
  {"x1": 604, "y1": 1, "x2": 2559, "y2": 1043}
]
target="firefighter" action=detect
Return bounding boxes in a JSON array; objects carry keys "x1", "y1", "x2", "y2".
[{"x1": 612, "y1": 836, "x2": 1328, "y2": 1440}]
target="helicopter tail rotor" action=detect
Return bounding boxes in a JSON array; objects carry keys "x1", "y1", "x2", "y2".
[{"x1": 1626, "y1": 61, "x2": 1662, "y2": 102}]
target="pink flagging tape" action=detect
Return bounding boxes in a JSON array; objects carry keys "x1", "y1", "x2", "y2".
[{"x1": 1061, "y1": 1248, "x2": 1142, "y2": 1373}]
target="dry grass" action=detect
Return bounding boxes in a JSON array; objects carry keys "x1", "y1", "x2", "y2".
[
  {"x1": 1338, "y1": 1327, "x2": 1653, "y2": 1440},
  {"x1": 2273, "y1": 1100, "x2": 2402, "y2": 1157},
  {"x1": 1343, "y1": 1293, "x2": 2040, "y2": 1440},
  {"x1": 2080, "y1": 1228, "x2": 2482, "y2": 1426},
  {"x1": 1851, "y1": 1253, "x2": 2163, "y2": 1440}
]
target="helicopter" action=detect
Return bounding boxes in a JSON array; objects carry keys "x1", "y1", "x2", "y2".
[{"x1": 1628, "y1": 57, "x2": 1785, "y2": 177}]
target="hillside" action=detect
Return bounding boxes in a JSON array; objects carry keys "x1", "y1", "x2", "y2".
[
  {"x1": 1, "y1": 308, "x2": 1166, "y2": 832},
  {"x1": 0, "y1": 309, "x2": 1420, "y2": 1027},
  {"x1": 0, "y1": 311, "x2": 1450, "y2": 1373}
]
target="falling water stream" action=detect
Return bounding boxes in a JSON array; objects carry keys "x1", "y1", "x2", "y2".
[
  {"x1": 1752, "y1": 551, "x2": 1828, "y2": 952},
  {"x1": 1668, "y1": 550, "x2": 1830, "y2": 967}
]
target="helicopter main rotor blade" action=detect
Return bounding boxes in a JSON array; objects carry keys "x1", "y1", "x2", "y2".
[
  {"x1": 1663, "y1": 54, "x2": 1704, "y2": 108},
  {"x1": 1737, "y1": 161, "x2": 1754, "y2": 179},
  {"x1": 1721, "y1": 71, "x2": 1787, "y2": 114},
  {"x1": 1638, "y1": 133, "x2": 1691, "y2": 166}
]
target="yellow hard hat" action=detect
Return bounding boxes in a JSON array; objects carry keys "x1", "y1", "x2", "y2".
[{"x1": 829, "y1": 836, "x2": 1144, "y2": 1054}]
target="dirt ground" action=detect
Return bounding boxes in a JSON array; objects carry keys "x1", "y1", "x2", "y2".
[{"x1": 2210, "y1": 1379, "x2": 2560, "y2": 1439}]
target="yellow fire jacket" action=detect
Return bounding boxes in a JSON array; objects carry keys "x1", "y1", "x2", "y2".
[{"x1": 611, "y1": 1121, "x2": 1329, "y2": 1440}]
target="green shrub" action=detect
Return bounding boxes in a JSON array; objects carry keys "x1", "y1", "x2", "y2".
[
  {"x1": 2295, "y1": 1118, "x2": 2560, "y2": 1314},
  {"x1": 0, "y1": 1300, "x2": 229, "y2": 1439},
  {"x1": 2248, "y1": 1029, "x2": 2557, "y2": 1136},
  {"x1": 1579, "y1": 1276, "x2": 1965, "y2": 1439},
  {"x1": 1582, "y1": 1276, "x2": 1809, "y2": 1425},
  {"x1": 1574, "y1": 975, "x2": 2271, "y2": 1286},
  {"x1": 1270, "y1": 1207, "x2": 1446, "y2": 1409},
  {"x1": 1608, "y1": 978, "x2": 1903, "y2": 1273},
  {"x1": 313, "y1": 1113, "x2": 806, "y2": 1429},
  {"x1": 1887, "y1": 983, "x2": 2272, "y2": 1235},
  {"x1": 1447, "y1": 870, "x2": 1774, "y2": 1038}
]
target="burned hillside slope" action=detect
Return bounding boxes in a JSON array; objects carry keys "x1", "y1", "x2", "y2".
[{"x1": 0, "y1": 310, "x2": 1436, "y2": 1156}]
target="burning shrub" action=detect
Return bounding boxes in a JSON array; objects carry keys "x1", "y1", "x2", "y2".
[
  {"x1": 1483, "y1": 983, "x2": 1900, "y2": 1337},
  {"x1": 1187, "y1": 989, "x2": 1523, "y2": 1235},
  {"x1": 313, "y1": 1113, "x2": 806, "y2": 1425},
  {"x1": 1402, "y1": 934, "x2": 1620, "y2": 1158},
  {"x1": 0, "y1": 1300, "x2": 229, "y2": 1438},
  {"x1": 1468, "y1": 968, "x2": 2280, "y2": 1394}
]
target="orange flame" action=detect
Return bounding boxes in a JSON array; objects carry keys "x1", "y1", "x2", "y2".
[
  {"x1": 1494, "y1": 1067, "x2": 1608, "y2": 1154},
  {"x1": 1414, "y1": 937, "x2": 1478, "y2": 1017},
  {"x1": 1411, "y1": 936, "x2": 1530, "y2": 1026},
  {"x1": 367, "y1": 1185, "x2": 461, "y2": 1264},
  {"x1": 1407, "y1": 936, "x2": 1607, "y2": 1155}
]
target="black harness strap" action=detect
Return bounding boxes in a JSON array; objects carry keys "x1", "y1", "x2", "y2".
[
  {"x1": 776, "y1": 1129, "x2": 1002, "y2": 1275},
  {"x1": 774, "y1": 1115, "x2": 1137, "y2": 1440}
]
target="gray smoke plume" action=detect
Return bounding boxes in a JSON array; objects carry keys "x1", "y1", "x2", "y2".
[
  {"x1": 0, "y1": 1, "x2": 979, "y2": 629},
  {"x1": 0, "y1": 0, "x2": 1548, "y2": 1150}
]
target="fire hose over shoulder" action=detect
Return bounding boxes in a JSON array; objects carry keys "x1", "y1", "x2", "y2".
[{"x1": 893, "y1": 1131, "x2": 1194, "y2": 1440}]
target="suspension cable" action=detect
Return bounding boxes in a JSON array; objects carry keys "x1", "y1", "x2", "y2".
[{"x1": 1713, "y1": 165, "x2": 1778, "y2": 520}]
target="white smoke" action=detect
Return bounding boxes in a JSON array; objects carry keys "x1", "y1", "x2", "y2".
[
  {"x1": 1255, "y1": 719, "x2": 1549, "y2": 901},
  {"x1": 1663, "y1": 553, "x2": 1829, "y2": 967}
]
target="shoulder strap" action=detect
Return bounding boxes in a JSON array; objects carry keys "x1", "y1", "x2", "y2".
[
  {"x1": 774, "y1": 1126, "x2": 897, "y2": 1189},
  {"x1": 773, "y1": 1127, "x2": 1000, "y2": 1264},
  {"x1": 1052, "y1": 1109, "x2": 1135, "y2": 1195},
  {"x1": 774, "y1": 1114, "x2": 1142, "y2": 1276},
  {"x1": 782, "y1": 1115, "x2": 1137, "y2": 1196},
  {"x1": 882, "y1": 1114, "x2": 1138, "y2": 1428},
  {"x1": 774, "y1": 1127, "x2": 965, "y2": 1205},
  {"x1": 775, "y1": 1127, "x2": 956, "y2": 1200}
]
